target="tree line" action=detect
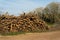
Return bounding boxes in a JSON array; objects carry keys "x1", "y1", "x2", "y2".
[{"x1": 35, "y1": 2, "x2": 60, "y2": 24}]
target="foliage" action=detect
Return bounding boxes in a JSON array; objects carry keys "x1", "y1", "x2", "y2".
[{"x1": 37, "y1": 2, "x2": 60, "y2": 23}]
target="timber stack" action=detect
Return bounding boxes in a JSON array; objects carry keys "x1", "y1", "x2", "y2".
[{"x1": 0, "y1": 13, "x2": 49, "y2": 33}]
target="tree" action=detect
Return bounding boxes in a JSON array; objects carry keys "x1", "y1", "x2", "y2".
[{"x1": 42, "y1": 2, "x2": 60, "y2": 23}]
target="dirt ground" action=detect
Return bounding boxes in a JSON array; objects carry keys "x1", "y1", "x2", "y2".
[{"x1": 0, "y1": 31, "x2": 60, "y2": 40}]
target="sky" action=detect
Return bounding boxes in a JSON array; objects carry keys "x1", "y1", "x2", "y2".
[{"x1": 0, "y1": 0, "x2": 60, "y2": 15}]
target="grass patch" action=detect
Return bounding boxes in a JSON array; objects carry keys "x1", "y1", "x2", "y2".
[
  {"x1": 0, "y1": 30, "x2": 49, "y2": 36},
  {"x1": 0, "y1": 29, "x2": 58, "y2": 36},
  {"x1": 1, "y1": 32, "x2": 26, "y2": 36},
  {"x1": 47, "y1": 22, "x2": 54, "y2": 26}
]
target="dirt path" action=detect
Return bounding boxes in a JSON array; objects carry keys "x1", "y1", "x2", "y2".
[{"x1": 0, "y1": 31, "x2": 60, "y2": 40}]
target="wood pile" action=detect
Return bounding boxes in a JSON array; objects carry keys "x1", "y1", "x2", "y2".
[{"x1": 0, "y1": 13, "x2": 49, "y2": 33}]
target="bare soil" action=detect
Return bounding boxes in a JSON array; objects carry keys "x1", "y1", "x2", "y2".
[{"x1": 0, "y1": 31, "x2": 60, "y2": 40}]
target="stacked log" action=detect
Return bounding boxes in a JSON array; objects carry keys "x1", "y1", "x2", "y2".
[{"x1": 0, "y1": 13, "x2": 49, "y2": 33}]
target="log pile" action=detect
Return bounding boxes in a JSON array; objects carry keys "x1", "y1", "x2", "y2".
[{"x1": 0, "y1": 13, "x2": 49, "y2": 33}]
